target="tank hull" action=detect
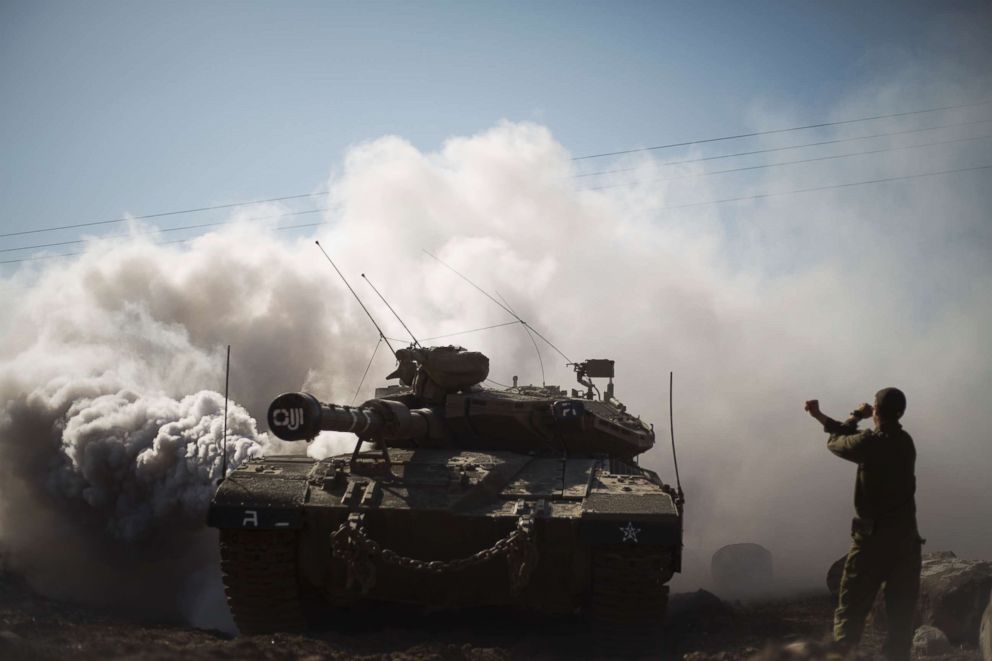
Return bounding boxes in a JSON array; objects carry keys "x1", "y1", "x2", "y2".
[{"x1": 208, "y1": 450, "x2": 681, "y2": 630}]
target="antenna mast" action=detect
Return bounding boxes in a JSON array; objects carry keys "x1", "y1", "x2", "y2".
[
  {"x1": 315, "y1": 241, "x2": 396, "y2": 357},
  {"x1": 497, "y1": 290, "x2": 545, "y2": 386},
  {"x1": 669, "y1": 371, "x2": 684, "y2": 509},
  {"x1": 361, "y1": 273, "x2": 420, "y2": 347},
  {"x1": 221, "y1": 344, "x2": 230, "y2": 481},
  {"x1": 423, "y1": 250, "x2": 572, "y2": 364}
]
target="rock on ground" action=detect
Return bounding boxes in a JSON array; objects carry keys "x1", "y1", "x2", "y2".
[
  {"x1": 711, "y1": 543, "x2": 774, "y2": 599},
  {"x1": 914, "y1": 625, "x2": 952, "y2": 656},
  {"x1": 741, "y1": 638, "x2": 875, "y2": 661},
  {"x1": 827, "y1": 551, "x2": 992, "y2": 646},
  {"x1": 920, "y1": 552, "x2": 992, "y2": 645},
  {"x1": 667, "y1": 589, "x2": 735, "y2": 639},
  {"x1": 979, "y1": 587, "x2": 992, "y2": 661}
]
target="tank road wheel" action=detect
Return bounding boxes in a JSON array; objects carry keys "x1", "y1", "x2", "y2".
[
  {"x1": 219, "y1": 529, "x2": 306, "y2": 635},
  {"x1": 587, "y1": 546, "x2": 670, "y2": 653}
]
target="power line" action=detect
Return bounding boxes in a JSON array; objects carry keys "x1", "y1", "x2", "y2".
[
  {"x1": 573, "y1": 118, "x2": 992, "y2": 178},
  {"x1": 5, "y1": 164, "x2": 988, "y2": 266},
  {"x1": 571, "y1": 100, "x2": 991, "y2": 161},
  {"x1": 7, "y1": 127, "x2": 988, "y2": 256},
  {"x1": 583, "y1": 133, "x2": 992, "y2": 191},
  {"x1": 0, "y1": 192, "x2": 326, "y2": 239},
  {"x1": 4, "y1": 164, "x2": 989, "y2": 267},
  {"x1": 5, "y1": 101, "x2": 987, "y2": 242},
  {"x1": 0, "y1": 208, "x2": 328, "y2": 254},
  {"x1": 0, "y1": 220, "x2": 329, "y2": 265},
  {"x1": 655, "y1": 164, "x2": 992, "y2": 211}
]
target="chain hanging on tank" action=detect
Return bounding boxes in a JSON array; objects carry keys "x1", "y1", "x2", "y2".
[{"x1": 330, "y1": 512, "x2": 538, "y2": 595}]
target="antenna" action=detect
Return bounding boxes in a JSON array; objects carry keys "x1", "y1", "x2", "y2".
[
  {"x1": 423, "y1": 250, "x2": 572, "y2": 364},
  {"x1": 221, "y1": 344, "x2": 231, "y2": 482},
  {"x1": 669, "y1": 371, "x2": 684, "y2": 508},
  {"x1": 315, "y1": 241, "x2": 396, "y2": 357},
  {"x1": 352, "y1": 337, "x2": 383, "y2": 404},
  {"x1": 361, "y1": 273, "x2": 420, "y2": 347},
  {"x1": 497, "y1": 290, "x2": 546, "y2": 386}
]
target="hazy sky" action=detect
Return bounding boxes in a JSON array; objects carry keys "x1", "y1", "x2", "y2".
[{"x1": 2, "y1": 1, "x2": 990, "y2": 242}]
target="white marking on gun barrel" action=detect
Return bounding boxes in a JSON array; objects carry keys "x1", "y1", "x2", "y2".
[
  {"x1": 272, "y1": 408, "x2": 303, "y2": 430},
  {"x1": 356, "y1": 411, "x2": 371, "y2": 435}
]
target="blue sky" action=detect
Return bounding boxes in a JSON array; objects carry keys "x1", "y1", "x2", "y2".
[{"x1": 2, "y1": 1, "x2": 990, "y2": 243}]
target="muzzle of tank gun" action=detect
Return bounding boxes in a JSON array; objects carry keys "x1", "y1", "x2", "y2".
[{"x1": 267, "y1": 392, "x2": 432, "y2": 442}]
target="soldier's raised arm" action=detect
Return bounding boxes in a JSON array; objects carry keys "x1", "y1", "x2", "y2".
[
  {"x1": 824, "y1": 403, "x2": 874, "y2": 463},
  {"x1": 805, "y1": 399, "x2": 873, "y2": 463}
]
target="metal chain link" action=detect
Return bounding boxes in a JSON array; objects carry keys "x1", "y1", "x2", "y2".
[{"x1": 331, "y1": 513, "x2": 537, "y2": 595}]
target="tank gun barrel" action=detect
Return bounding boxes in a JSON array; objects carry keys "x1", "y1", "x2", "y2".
[{"x1": 267, "y1": 392, "x2": 434, "y2": 442}]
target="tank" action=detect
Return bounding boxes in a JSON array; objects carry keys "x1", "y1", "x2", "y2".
[{"x1": 207, "y1": 345, "x2": 684, "y2": 642}]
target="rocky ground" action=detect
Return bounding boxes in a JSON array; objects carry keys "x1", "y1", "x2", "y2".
[{"x1": 0, "y1": 572, "x2": 983, "y2": 661}]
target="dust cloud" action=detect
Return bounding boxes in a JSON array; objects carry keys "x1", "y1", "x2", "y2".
[{"x1": 1, "y1": 30, "x2": 990, "y2": 625}]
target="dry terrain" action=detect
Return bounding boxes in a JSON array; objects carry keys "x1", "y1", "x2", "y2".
[{"x1": 0, "y1": 571, "x2": 982, "y2": 660}]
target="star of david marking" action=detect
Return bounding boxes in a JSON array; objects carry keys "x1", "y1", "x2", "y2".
[{"x1": 619, "y1": 521, "x2": 640, "y2": 543}]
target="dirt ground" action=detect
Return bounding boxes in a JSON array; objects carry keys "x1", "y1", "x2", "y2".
[{"x1": 0, "y1": 571, "x2": 982, "y2": 661}]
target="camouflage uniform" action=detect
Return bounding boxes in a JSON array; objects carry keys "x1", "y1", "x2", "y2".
[{"x1": 825, "y1": 417, "x2": 922, "y2": 661}]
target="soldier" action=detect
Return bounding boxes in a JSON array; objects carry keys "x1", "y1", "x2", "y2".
[{"x1": 804, "y1": 388, "x2": 922, "y2": 661}]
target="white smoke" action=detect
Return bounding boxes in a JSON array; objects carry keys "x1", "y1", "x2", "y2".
[
  {"x1": 0, "y1": 21, "x2": 990, "y2": 625},
  {"x1": 312, "y1": 96, "x2": 992, "y2": 591},
  {"x1": 54, "y1": 386, "x2": 262, "y2": 541}
]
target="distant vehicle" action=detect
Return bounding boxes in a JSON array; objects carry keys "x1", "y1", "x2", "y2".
[{"x1": 208, "y1": 344, "x2": 683, "y2": 645}]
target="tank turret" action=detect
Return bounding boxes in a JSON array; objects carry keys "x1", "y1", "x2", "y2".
[{"x1": 268, "y1": 347, "x2": 654, "y2": 460}]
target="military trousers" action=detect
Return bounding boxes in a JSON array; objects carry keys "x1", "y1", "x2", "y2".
[{"x1": 834, "y1": 519, "x2": 922, "y2": 661}]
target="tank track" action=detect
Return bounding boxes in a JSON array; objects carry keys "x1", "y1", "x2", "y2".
[
  {"x1": 587, "y1": 546, "x2": 670, "y2": 651},
  {"x1": 219, "y1": 529, "x2": 307, "y2": 634}
]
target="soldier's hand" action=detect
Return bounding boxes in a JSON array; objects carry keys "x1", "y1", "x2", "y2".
[
  {"x1": 852, "y1": 402, "x2": 873, "y2": 420},
  {"x1": 804, "y1": 399, "x2": 821, "y2": 417}
]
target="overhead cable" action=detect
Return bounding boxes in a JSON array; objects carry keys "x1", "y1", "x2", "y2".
[
  {"x1": 0, "y1": 208, "x2": 327, "y2": 254},
  {"x1": 4, "y1": 165, "x2": 988, "y2": 266},
  {"x1": 5, "y1": 100, "x2": 987, "y2": 241},
  {"x1": 0, "y1": 221, "x2": 329, "y2": 265},
  {"x1": 0, "y1": 192, "x2": 324, "y2": 239},
  {"x1": 655, "y1": 164, "x2": 992, "y2": 210},
  {"x1": 8, "y1": 128, "x2": 988, "y2": 255},
  {"x1": 583, "y1": 133, "x2": 992, "y2": 191},
  {"x1": 571, "y1": 99, "x2": 991, "y2": 161},
  {"x1": 574, "y1": 117, "x2": 992, "y2": 178}
]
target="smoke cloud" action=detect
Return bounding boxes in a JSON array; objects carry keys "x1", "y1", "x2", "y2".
[{"x1": 1, "y1": 22, "x2": 990, "y2": 625}]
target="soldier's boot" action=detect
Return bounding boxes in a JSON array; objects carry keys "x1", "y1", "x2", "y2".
[
  {"x1": 881, "y1": 536, "x2": 923, "y2": 661},
  {"x1": 834, "y1": 538, "x2": 885, "y2": 647}
]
